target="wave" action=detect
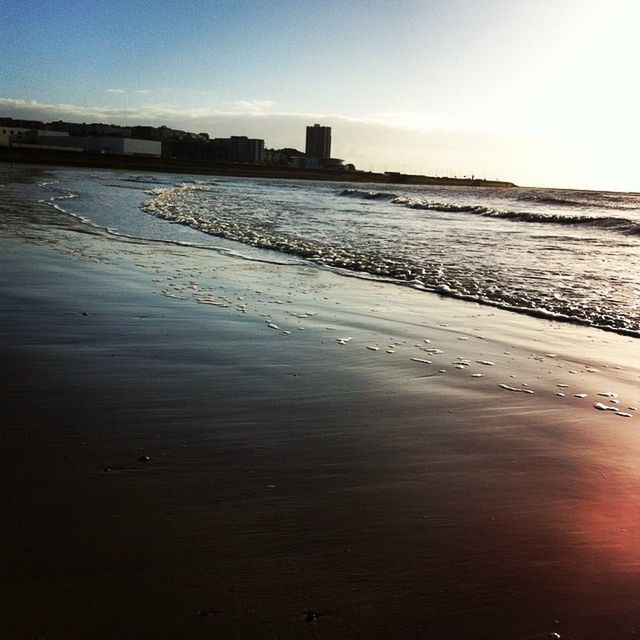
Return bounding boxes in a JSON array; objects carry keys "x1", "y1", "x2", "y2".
[
  {"x1": 515, "y1": 194, "x2": 594, "y2": 208},
  {"x1": 339, "y1": 189, "x2": 640, "y2": 235},
  {"x1": 484, "y1": 210, "x2": 640, "y2": 234},
  {"x1": 340, "y1": 188, "x2": 399, "y2": 200},
  {"x1": 391, "y1": 196, "x2": 494, "y2": 215},
  {"x1": 516, "y1": 192, "x2": 640, "y2": 211}
]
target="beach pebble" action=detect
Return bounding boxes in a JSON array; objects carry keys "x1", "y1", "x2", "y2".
[
  {"x1": 574, "y1": 394, "x2": 588, "y2": 398},
  {"x1": 594, "y1": 402, "x2": 617, "y2": 411},
  {"x1": 366, "y1": 346, "x2": 379, "y2": 351},
  {"x1": 598, "y1": 392, "x2": 618, "y2": 398},
  {"x1": 476, "y1": 360, "x2": 494, "y2": 366},
  {"x1": 470, "y1": 373, "x2": 483, "y2": 378},
  {"x1": 411, "y1": 357, "x2": 431, "y2": 364},
  {"x1": 138, "y1": 455, "x2": 150, "y2": 462},
  {"x1": 616, "y1": 412, "x2": 633, "y2": 418},
  {"x1": 556, "y1": 393, "x2": 565, "y2": 397}
]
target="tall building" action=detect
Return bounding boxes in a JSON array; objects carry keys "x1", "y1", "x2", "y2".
[{"x1": 305, "y1": 124, "x2": 331, "y2": 159}]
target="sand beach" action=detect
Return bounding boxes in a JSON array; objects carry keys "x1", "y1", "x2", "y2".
[{"x1": 2, "y1": 167, "x2": 640, "y2": 639}]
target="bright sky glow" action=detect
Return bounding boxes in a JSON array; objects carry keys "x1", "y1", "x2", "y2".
[{"x1": 2, "y1": 0, "x2": 639, "y2": 190}]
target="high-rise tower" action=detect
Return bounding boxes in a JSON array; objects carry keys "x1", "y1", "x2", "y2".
[{"x1": 305, "y1": 124, "x2": 331, "y2": 159}]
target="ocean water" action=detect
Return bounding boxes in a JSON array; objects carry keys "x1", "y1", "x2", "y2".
[{"x1": 5, "y1": 165, "x2": 640, "y2": 336}]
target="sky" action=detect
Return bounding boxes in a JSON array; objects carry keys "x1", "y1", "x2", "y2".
[{"x1": 2, "y1": 0, "x2": 639, "y2": 191}]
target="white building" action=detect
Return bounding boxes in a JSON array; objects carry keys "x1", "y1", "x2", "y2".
[
  {"x1": 2, "y1": 129, "x2": 161, "y2": 157},
  {"x1": 0, "y1": 127, "x2": 43, "y2": 146},
  {"x1": 82, "y1": 137, "x2": 161, "y2": 156}
]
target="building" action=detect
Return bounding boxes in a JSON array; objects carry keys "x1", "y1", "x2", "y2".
[
  {"x1": 1, "y1": 128, "x2": 161, "y2": 156},
  {"x1": 83, "y1": 136, "x2": 161, "y2": 156},
  {"x1": 289, "y1": 156, "x2": 321, "y2": 170},
  {"x1": 305, "y1": 124, "x2": 331, "y2": 159},
  {"x1": 0, "y1": 126, "x2": 33, "y2": 146},
  {"x1": 211, "y1": 136, "x2": 265, "y2": 164},
  {"x1": 1, "y1": 128, "x2": 82, "y2": 152}
]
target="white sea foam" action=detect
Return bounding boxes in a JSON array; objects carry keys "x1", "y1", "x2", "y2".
[
  {"x1": 499, "y1": 384, "x2": 534, "y2": 394},
  {"x1": 594, "y1": 402, "x2": 617, "y2": 411}
]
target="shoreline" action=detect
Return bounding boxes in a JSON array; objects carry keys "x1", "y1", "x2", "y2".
[
  {"x1": 3, "y1": 181, "x2": 640, "y2": 639},
  {"x1": 0, "y1": 150, "x2": 517, "y2": 188}
]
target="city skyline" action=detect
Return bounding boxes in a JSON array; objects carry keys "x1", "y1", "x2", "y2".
[{"x1": 2, "y1": 0, "x2": 639, "y2": 191}]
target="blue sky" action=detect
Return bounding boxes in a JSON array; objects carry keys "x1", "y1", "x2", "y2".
[{"x1": 2, "y1": 0, "x2": 639, "y2": 190}]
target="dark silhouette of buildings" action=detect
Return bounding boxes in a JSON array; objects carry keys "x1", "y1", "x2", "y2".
[
  {"x1": 0, "y1": 117, "x2": 355, "y2": 170},
  {"x1": 305, "y1": 124, "x2": 331, "y2": 159},
  {"x1": 211, "y1": 136, "x2": 265, "y2": 164},
  {"x1": 0, "y1": 118, "x2": 161, "y2": 156}
]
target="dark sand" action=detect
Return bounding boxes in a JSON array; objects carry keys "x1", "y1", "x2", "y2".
[{"x1": 2, "y1": 186, "x2": 640, "y2": 639}]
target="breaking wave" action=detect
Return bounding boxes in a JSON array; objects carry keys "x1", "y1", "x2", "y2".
[
  {"x1": 391, "y1": 196, "x2": 494, "y2": 215},
  {"x1": 484, "y1": 210, "x2": 640, "y2": 234},
  {"x1": 515, "y1": 192, "x2": 640, "y2": 210},
  {"x1": 340, "y1": 188, "x2": 399, "y2": 200},
  {"x1": 339, "y1": 189, "x2": 640, "y2": 235}
]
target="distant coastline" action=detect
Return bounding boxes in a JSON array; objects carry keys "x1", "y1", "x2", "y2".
[{"x1": 0, "y1": 146, "x2": 516, "y2": 188}]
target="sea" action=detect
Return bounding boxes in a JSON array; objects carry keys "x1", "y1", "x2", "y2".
[{"x1": 4, "y1": 164, "x2": 640, "y2": 337}]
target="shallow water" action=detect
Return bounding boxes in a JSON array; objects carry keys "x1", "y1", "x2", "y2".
[{"x1": 3, "y1": 164, "x2": 640, "y2": 336}]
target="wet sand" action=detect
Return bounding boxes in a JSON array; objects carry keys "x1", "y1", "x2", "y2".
[{"x1": 2, "y1": 206, "x2": 640, "y2": 639}]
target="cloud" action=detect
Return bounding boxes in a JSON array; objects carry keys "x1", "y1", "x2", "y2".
[
  {"x1": 136, "y1": 89, "x2": 151, "y2": 95},
  {"x1": 106, "y1": 88, "x2": 125, "y2": 94},
  {"x1": 0, "y1": 97, "x2": 367, "y2": 131},
  {"x1": 232, "y1": 100, "x2": 274, "y2": 113},
  {"x1": 0, "y1": 97, "x2": 460, "y2": 135}
]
